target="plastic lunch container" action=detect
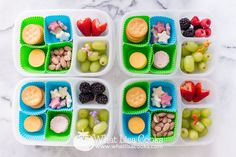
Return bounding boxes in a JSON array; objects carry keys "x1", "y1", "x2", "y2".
[
  {"x1": 13, "y1": 9, "x2": 114, "y2": 77},
  {"x1": 12, "y1": 78, "x2": 114, "y2": 147},
  {"x1": 118, "y1": 10, "x2": 218, "y2": 77},
  {"x1": 119, "y1": 78, "x2": 217, "y2": 146}
]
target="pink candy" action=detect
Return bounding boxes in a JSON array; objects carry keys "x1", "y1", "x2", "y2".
[
  {"x1": 160, "y1": 93, "x2": 172, "y2": 106},
  {"x1": 152, "y1": 22, "x2": 171, "y2": 43},
  {"x1": 49, "y1": 97, "x2": 61, "y2": 109}
]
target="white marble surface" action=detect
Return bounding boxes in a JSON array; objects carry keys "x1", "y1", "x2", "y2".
[{"x1": 1, "y1": 0, "x2": 236, "y2": 156}]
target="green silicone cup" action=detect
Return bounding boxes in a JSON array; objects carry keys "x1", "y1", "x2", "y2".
[
  {"x1": 150, "y1": 44, "x2": 177, "y2": 74},
  {"x1": 45, "y1": 110, "x2": 73, "y2": 141},
  {"x1": 123, "y1": 16, "x2": 150, "y2": 45},
  {"x1": 20, "y1": 45, "x2": 47, "y2": 73},
  {"x1": 150, "y1": 110, "x2": 178, "y2": 143},
  {"x1": 123, "y1": 43, "x2": 152, "y2": 74},
  {"x1": 122, "y1": 81, "x2": 150, "y2": 114},
  {"x1": 45, "y1": 42, "x2": 73, "y2": 73},
  {"x1": 20, "y1": 16, "x2": 45, "y2": 46}
]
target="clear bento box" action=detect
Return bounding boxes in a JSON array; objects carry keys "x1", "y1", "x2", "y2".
[{"x1": 13, "y1": 9, "x2": 114, "y2": 77}]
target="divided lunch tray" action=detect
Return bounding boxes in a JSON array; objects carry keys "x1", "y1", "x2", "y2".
[
  {"x1": 118, "y1": 10, "x2": 218, "y2": 77},
  {"x1": 13, "y1": 9, "x2": 114, "y2": 77},
  {"x1": 12, "y1": 78, "x2": 114, "y2": 147},
  {"x1": 119, "y1": 78, "x2": 217, "y2": 146}
]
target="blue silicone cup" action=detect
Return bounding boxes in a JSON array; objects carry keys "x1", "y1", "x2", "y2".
[
  {"x1": 122, "y1": 112, "x2": 151, "y2": 142},
  {"x1": 45, "y1": 81, "x2": 73, "y2": 111},
  {"x1": 149, "y1": 81, "x2": 177, "y2": 112},
  {"x1": 150, "y1": 16, "x2": 176, "y2": 45},
  {"x1": 44, "y1": 15, "x2": 72, "y2": 44},
  {"x1": 20, "y1": 82, "x2": 46, "y2": 115},
  {"x1": 19, "y1": 112, "x2": 46, "y2": 140}
]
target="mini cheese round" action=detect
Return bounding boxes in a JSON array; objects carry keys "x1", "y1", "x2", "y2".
[
  {"x1": 28, "y1": 49, "x2": 45, "y2": 67},
  {"x1": 153, "y1": 51, "x2": 170, "y2": 69},
  {"x1": 126, "y1": 87, "x2": 146, "y2": 108},
  {"x1": 24, "y1": 116, "x2": 43, "y2": 132},
  {"x1": 128, "y1": 116, "x2": 145, "y2": 134},
  {"x1": 129, "y1": 52, "x2": 147, "y2": 69},
  {"x1": 50, "y1": 115, "x2": 69, "y2": 134}
]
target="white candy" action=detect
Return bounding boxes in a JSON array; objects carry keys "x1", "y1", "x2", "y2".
[
  {"x1": 55, "y1": 31, "x2": 70, "y2": 41},
  {"x1": 59, "y1": 87, "x2": 68, "y2": 99},
  {"x1": 50, "y1": 89, "x2": 61, "y2": 98},
  {"x1": 66, "y1": 94, "x2": 72, "y2": 108},
  {"x1": 158, "y1": 31, "x2": 170, "y2": 43}
]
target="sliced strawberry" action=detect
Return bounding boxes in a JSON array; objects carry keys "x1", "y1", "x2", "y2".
[
  {"x1": 77, "y1": 17, "x2": 92, "y2": 36},
  {"x1": 180, "y1": 81, "x2": 195, "y2": 102},
  {"x1": 91, "y1": 18, "x2": 107, "y2": 36},
  {"x1": 193, "y1": 82, "x2": 210, "y2": 102}
]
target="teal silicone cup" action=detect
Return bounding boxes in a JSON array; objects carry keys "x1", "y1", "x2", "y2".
[
  {"x1": 149, "y1": 81, "x2": 177, "y2": 112},
  {"x1": 19, "y1": 112, "x2": 46, "y2": 140},
  {"x1": 19, "y1": 82, "x2": 46, "y2": 115},
  {"x1": 122, "y1": 112, "x2": 151, "y2": 142},
  {"x1": 150, "y1": 16, "x2": 176, "y2": 45},
  {"x1": 44, "y1": 15, "x2": 72, "y2": 44},
  {"x1": 45, "y1": 81, "x2": 73, "y2": 111}
]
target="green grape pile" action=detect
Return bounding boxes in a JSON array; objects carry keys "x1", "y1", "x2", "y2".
[
  {"x1": 76, "y1": 109, "x2": 109, "y2": 138},
  {"x1": 181, "y1": 108, "x2": 212, "y2": 141},
  {"x1": 77, "y1": 41, "x2": 109, "y2": 72},
  {"x1": 181, "y1": 40, "x2": 212, "y2": 73}
]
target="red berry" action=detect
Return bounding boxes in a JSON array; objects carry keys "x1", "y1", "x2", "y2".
[
  {"x1": 200, "y1": 18, "x2": 211, "y2": 28},
  {"x1": 205, "y1": 28, "x2": 211, "y2": 37},
  {"x1": 195, "y1": 29, "x2": 206, "y2": 37},
  {"x1": 191, "y1": 16, "x2": 200, "y2": 26}
]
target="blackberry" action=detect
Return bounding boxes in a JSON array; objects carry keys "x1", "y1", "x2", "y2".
[
  {"x1": 182, "y1": 28, "x2": 195, "y2": 37},
  {"x1": 96, "y1": 94, "x2": 108, "y2": 104},
  {"x1": 79, "y1": 93, "x2": 94, "y2": 104},
  {"x1": 194, "y1": 25, "x2": 203, "y2": 30},
  {"x1": 79, "y1": 82, "x2": 91, "y2": 93},
  {"x1": 91, "y1": 82, "x2": 105, "y2": 95},
  {"x1": 179, "y1": 18, "x2": 191, "y2": 30}
]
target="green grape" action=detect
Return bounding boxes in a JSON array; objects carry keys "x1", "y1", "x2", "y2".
[
  {"x1": 90, "y1": 61, "x2": 101, "y2": 72},
  {"x1": 191, "y1": 109, "x2": 201, "y2": 118},
  {"x1": 77, "y1": 49, "x2": 87, "y2": 62},
  {"x1": 181, "y1": 128, "x2": 189, "y2": 138},
  {"x1": 182, "y1": 118, "x2": 190, "y2": 129},
  {"x1": 83, "y1": 42, "x2": 93, "y2": 50},
  {"x1": 181, "y1": 46, "x2": 191, "y2": 57},
  {"x1": 198, "y1": 62, "x2": 208, "y2": 72},
  {"x1": 184, "y1": 41, "x2": 199, "y2": 52},
  {"x1": 78, "y1": 109, "x2": 89, "y2": 118},
  {"x1": 93, "y1": 121, "x2": 108, "y2": 135},
  {"x1": 98, "y1": 109, "x2": 109, "y2": 122},
  {"x1": 99, "y1": 54, "x2": 109, "y2": 66},
  {"x1": 199, "y1": 128, "x2": 208, "y2": 137},
  {"x1": 180, "y1": 58, "x2": 185, "y2": 71},
  {"x1": 92, "y1": 41, "x2": 107, "y2": 53},
  {"x1": 182, "y1": 109, "x2": 191, "y2": 118},
  {"x1": 203, "y1": 52, "x2": 212, "y2": 62},
  {"x1": 192, "y1": 52, "x2": 203, "y2": 62},
  {"x1": 189, "y1": 129, "x2": 199, "y2": 140},
  {"x1": 84, "y1": 127, "x2": 92, "y2": 135},
  {"x1": 76, "y1": 119, "x2": 89, "y2": 131},
  {"x1": 89, "y1": 115, "x2": 95, "y2": 128},
  {"x1": 201, "y1": 108, "x2": 212, "y2": 118},
  {"x1": 80, "y1": 60, "x2": 91, "y2": 72},
  {"x1": 201, "y1": 118, "x2": 212, "y2": 127},
  {"x1": 191, "y1": 121, "x2": 205, "y2": 132},
  {"x1": 184, "y1": 56, "x2": 195, "y2": 73},
  {"x1": 88, "y1": 52, "x2": 100, "y2": 61}
]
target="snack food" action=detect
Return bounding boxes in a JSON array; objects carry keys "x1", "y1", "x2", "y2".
[
  {"x1": 126, "y1": 18, "x2": 148, "y2": 43},
  {"x1": 24, "y1": 115, "x2": 43, "y2": 132},
  {"x1": 129, "y1": 52, "x2": 147, "y2": 69},
  {"x1": 28, "y1": 49, "x2": 45, "y2": 67},
  {"x1": 48, "y1": 46, "x2": 72, "y2": 71},
  {"x1": 21, "y1": 86, "x2": 44, "y2": 109},
  {"x1": 50, "y1": 115, "x2": 69, "y2": 133},
  {"x1": 128, "y1": 116, "x2": 145, "y2": 134},
  {"x1": 152, "y1": 22, "x2": 170, "y2": 43},
  {"x1": 126, "y1": 87, "x2": 146, "y2": 108},
  {"x1": 153, "y1": 51, "x2": 170, "y2": 69},
  {"x1": 151, "y1": 112, "x2": 175, "y2": 137},
  {"x1": 48, "y1": 20, "x2": 70, "y2": 41},
  {"x1": 151, "y1": 86, "x2": 172, "y2": 108},
  {"x1": 22, "y1": 24, "x2": 44, "y2": 45}
]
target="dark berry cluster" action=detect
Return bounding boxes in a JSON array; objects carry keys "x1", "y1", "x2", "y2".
[{"x1": 79, "y1": 82, "x2": 108, "y2": 104}]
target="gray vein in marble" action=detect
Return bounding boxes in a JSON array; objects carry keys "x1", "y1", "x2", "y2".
[
  {"x1": 0, "y1": 24, "x2": 14, "y2": 32},
  {"x1": 155, "y1": 0, "x2": 167, "y2": 9},
  {"x1": 1, "y1": 96, "x2": 12, "y2": 107}
]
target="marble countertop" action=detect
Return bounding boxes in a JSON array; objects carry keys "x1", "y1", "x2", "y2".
[{"x1": 1, "y1": 0, "x2": 236, "y2": 156}]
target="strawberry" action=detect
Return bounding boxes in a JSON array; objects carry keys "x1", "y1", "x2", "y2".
[
  {"x1": 77, "y1": 17, "x2": 92, "y2": 36},
  {"x1": 191, "y1": 16, "x2": 200, "y2": 26},
  {"x1": 91, "y1": 18, "x2": 107, "y2": 36},
  {"x1": 193, "y1": 82, "x2": 210, "y2": 102},
  {"x1": 180, "y1": 81, "x2": 195, "y2": 102}
]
